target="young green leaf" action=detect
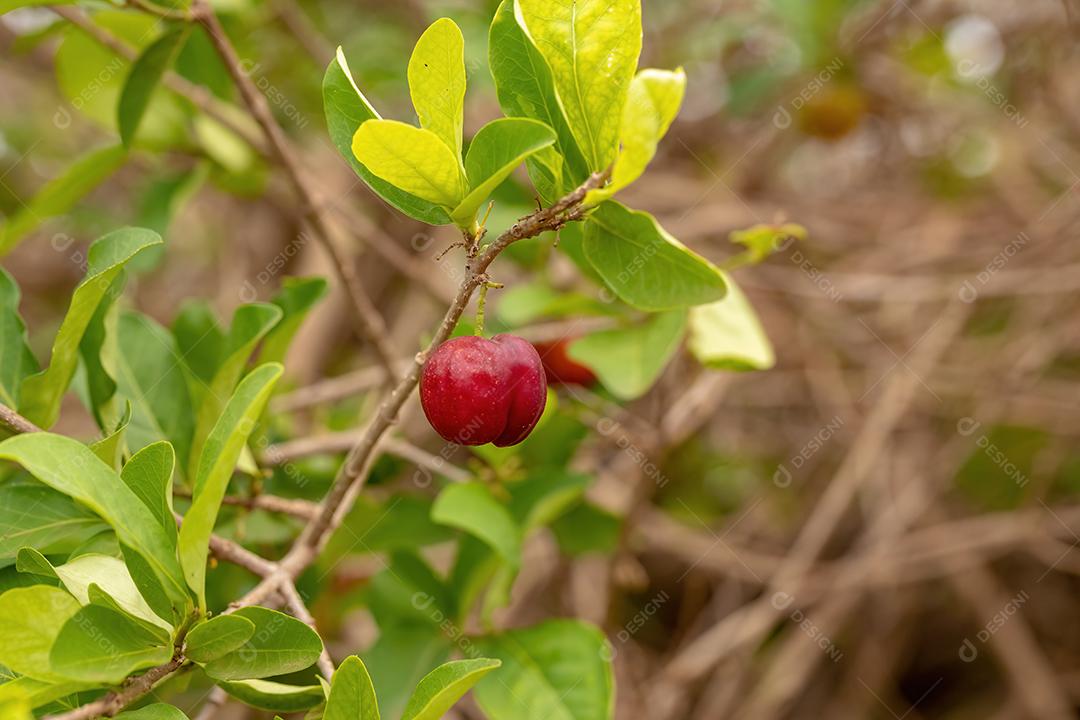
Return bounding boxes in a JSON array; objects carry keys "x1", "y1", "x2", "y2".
[
  {"x1": 323, "y1": 48, "x2": 451, "y2": 225},
  {"x1": 431, "y1": 483, "x2": 522, "y2": 566},
  {"x1": 202, "y1": 607, "x2": 322, "y2": 681},
  {"x1": 0, "y1": 433, "x2": 189, "y2": 618},
  {"x1": 121, "y1": 441, "x2": 177, "y2": 543},
  {"x1": 0, "y1": 269, "x2": 37, "y2": 409},
  {"x1": 325, "y1": 655, "x2": 380, "y2": 720},
  {"x1": 586, "y1": 68, "x2": 687, "y2": 204},
  {"x1": 50, "y1": 604, "x2": 171, "y2": 684},
  {"x1": 179, "y1": 363, "x2": 282, "y2": 608},
  {"x1": 687, "y1": 274, "x2": 775, "y2": 371},
  {"x1": 583, "y1": 202, "x2": 726, "y2": 311},
  {"x1": 51, "y1": 553, "x2": 172, "y2": 631},
  {"x1": 0, "y1": 146, "x2": 128, "y2": 257},
  {"x1": 474, "y1": 620, "x2": 614, "y2": 720},
  {"x1": 113, "y1": 704, "x2": 189, "y2": 720},
  {"x1": 514, "y1": 0, "x2": 642, "y2": 171},
  {"x1": 187, "y1": 303, "x2": 282, "y2": 480},
  {"x1": 408, "y1": 18, "x2": 466, "y2": 159},
  {"x1": 0, "y1": 485, "x2": 105, "y2": 567},
  {"x1": 488, "y1": 0, "x2": 589, "y2": 199},
  {"x1": 352, "y1": 120, "x2": 466, "y2": 209},
  {"x1": 19, "y1": 227, "x2": 163, "y2": 429},
  {"x1": 0, "y1": 585, "x2": 81, "y2": 681},
  {"x1": 14, "y1": 547, "x2": 58, "y2": 578},
  {"x1": 219, "y1": 679, "x2": 325, "y2": 712},
  {"x1": 116, "y1": 312, "x2": 195, "y2": 475},
  {"x1": 567, "y1": 311, "x2": 687, "y2": 401},
  {"x1": 400, "y1": 658, "x2": 501, "y2": 720},
  {"x1": 451, "y1": 118, "x2": 556, "y2": 227},
  {"x1": 185, "y1": 614, "x2": 256, "y2": 663},
  {"x1": 88, "y1": 403, "x2": 131, "y2": 469},
  {"x1": 0, "y1": 674, "x2": 95, "y2": 711},
  {"x1": 118, "y1": 26, "x2": 189, "y2": 148},
  {"x1": 260, "y1": 277, "x2": 330, "y2": 365}
]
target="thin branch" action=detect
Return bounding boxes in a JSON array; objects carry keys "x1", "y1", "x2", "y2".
[
  {"x1": 45, "y1": 657, "x2": 184, "y2": 720},
  {"x1": 47, "y1": 6, "x2": 268, "y2": 155},
  {"x1": 174, "y1": 487, "x2": 318, "y2": 520},
  {"x1": 0, "y1": 403, "x2": 42, "y2": 435},
  {"x1": 278, "y1": 580, "x2": 335, "y2": 678},
  {"x1": 193, "y1": 0, "x2": 401, "y2": 382}
]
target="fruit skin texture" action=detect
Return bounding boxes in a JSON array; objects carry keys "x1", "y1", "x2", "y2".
[
  {"x1": 420, "y1": 334, "x2": 547, "y2": 447},
  {"x1": 534, "y1": 339, "x2": 597, "y2": 387}
]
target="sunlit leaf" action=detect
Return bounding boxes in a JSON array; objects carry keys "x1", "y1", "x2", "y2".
[
  {"x1": 568, "y1": 312, "x2": 687, "y2": 400},
  {"x1": 0, "y1": 586, "x2": 81, "y2": 681},
  {"x1": 352, "y1": 120, "x2": 466, "y2": 209},
  {"x1": 687, "y1": 274, "x2": 775, "y2": 371},
  {"x1": 325, "y1": 655, "x2": 379, "y2": 720},
  {"x1": 401, "y1": 658, "x2": 501, "y2": 720},
  {"x1": 408, "y1": 18, "x2": 466, "y2": 159}
]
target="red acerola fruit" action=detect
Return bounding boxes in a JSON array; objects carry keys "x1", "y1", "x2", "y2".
[
  {"x1": 420, "y1": 334, "x2": 547, "y2": 447},
  {"x1": 533, "y1": 339, "x2": 597, "y2": 387}
]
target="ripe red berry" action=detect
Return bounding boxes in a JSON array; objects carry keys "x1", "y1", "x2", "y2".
[
  {"x1": 533, "y1": 339, "x2": 597, "y2": 387},
  {"x1": 420, "y1": 334, "x2": 547, "y2": 447}
]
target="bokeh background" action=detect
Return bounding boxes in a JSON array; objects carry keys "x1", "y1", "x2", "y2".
[{"x1": 2, "y1": 0, "x2": 1080, "y2": 718}]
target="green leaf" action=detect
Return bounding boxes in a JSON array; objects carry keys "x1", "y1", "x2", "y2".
[
  {"x1": 78, "y1": 274, "x2": 125, "y2": 431},
  {"x1": 514, "y1": 0, "x2": 642, "y2": 171},
  {"x1": 325, "y1": 655, "x2": 379, "y2": 720},
  {"x1": 451, "y1": 118, "x2": 556, "y2": 227},
  {"x1": 202, "y1": 607, "x2": 322, "y2": 681},
  {"x1": 586, "y1": 68, "x2": 686, "y2": 204},
  {"x1": 567, "y1": 311, "x2": 686, "y2": 400},
  {"x1": 488, "y1": 0, "x2": 589, "y2": 199},
  {"x1": 0, "y1": 586, "x2": 81, "y2": 681},
  {"x1": 0, "y1": 485, "x2": 105, "y2": 567},
  {"x1": 50, "y1": 604, "x2": 171, "y2": 684},
  {"x1": 219, "y1": 679, "x2": 325, "y2": 712},
  {"x1": 179, "y1": 363, "x2": 282, "y2": 608},
  {"x1": 401, "y1": 658, "x2": 501, "y2": 720},
  {"x1": 260, "y1": 277, "x2": 330, "y2": 366},
  {"x1": 118, "y1": 26, "x2": 189, "y2": 148},
  {"x1": 364, "y1": 627, "x2": 450, "y2": 720},
  {"x1": 408, "y1": 18, "x2": 466, "y2": 159},
  {"x1": 185, "y1": 614, "x2": 255, "y2": 663},
  {"x1": 323, "y1": 48, "x2": 451, "y2": 225},
  {"x1": 19, "y1": 228, "x2": 163, "y2": 428},
  {"x1": 0, "y1": 146, "x2": 128, "y2": 257},
  {"x1": 0, "y1": 674, "x2": 94, "y2": 710},
  {"x1": 507, "y1": 471, "x2": 589, "y2": 532},
  {"x1": 475, "y1": 620, "x2": 613, "y2": 720},
  {"x1": 0, "y1": 433, "x2": 189, "y2": 619},
  {"x1": 687, "y1": 274, "x2": 775, "y2": 371},
  {"x1": 14, "y1": 548, "x2": 57, "y2": 578},
  {"x1": 0, "y1": 269, "x2": 37, "y2": 408},
  {"x1": 188, "y1": 303, "x2": 282, "y2": 479},
  {"x1": 113, "y1": 704, "x2": 189, "y2": 720},
  {"x1": 583, "y1": 202, "x2": 726, "y2": 311},
  {"x1": 550, "y1": 503, "x2": 621, "y2": 557},
  {"x1": 171, "y1": 301, "x2": 226, "y2": 391},
  {"x1": 89, "y1": 403, "x2": 131, "y2": 469},
  {"x1": 352, "y1": 120, "x2": 466, "y2": 209},
  {"x1": 116, "y1": 312, "x2": 195, "y2": 475},
  {"x1": 121, "y1": 441, "x2": 177, "y2": 543},
  {"x1": 0, "y1": 0, "x2": 72, "y2": 11},
  {"x1": 51, "y1": 553, "x2": 171, "y2": 631},
  {"x1": 367, "y1": 552, "x2": 456, "y2": 630},
  {"x1": 431, "y1": 483, "x2": 521, "y2": 566}
]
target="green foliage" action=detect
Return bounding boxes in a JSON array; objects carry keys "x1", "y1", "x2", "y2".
[
  {"x1": 185, "y1": 614, "x2": 256, "y2": 663},
  {"x1": 432, "y1": 483, "x2": 522, "y2": 566},
  {"x1": 568, "y1": 311, "x2": 687, "y2": 400},
  {"x1": 0, "y1": 485, "x2": 105, "y2": 567},
  {"x1": 583, "y1": 202, "x2": 726, "y2": 311},
  {"x1": 0, "y1": 269, "x2": 37, "y2": 408},
  {"x1": 407, "y1": 18, "x2": 467, "y2": 160},
  {"x1": 50, "y1": 604, "x2": 171, "y2": 684},
  {"x1": 325, "y1": 655, "x2": 380, "y2": 720},
  {"x1": 400, "y1": 658, "x2": 501, "y2": 720},
  {"x1": 179, "y1": 363, "x2": 282, "y2": 609},
  {"x1": 474, "y1": 620, "x2": 614, "y2": 720},
  {"x1": 687, "y1": 274, "x2": 775, "y2": 371},
  {"x1": 218, "y1": 679, "x2": 325, "y2": 712},
  {"x1": 352, "y1": 120, "x2": 467, "y2": 209},
  {"x1": 200, "y1": 607, "x2": 322, "y2": 681},
  {"x1": 20, "y1": 228, "x2": 162, "y2": 428},
  {"x1": 118, "y1": 26, "x2": 190, "y2": 148},
  {"x1": 0, "y1": 585, "x2": 81, "y2": 681},
  {"x1": 0, "y1": 146, "x2": 128, "y2": 257}
]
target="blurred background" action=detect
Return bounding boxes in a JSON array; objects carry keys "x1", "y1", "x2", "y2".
[{"x1": 2, "y1": 0, "x2": 1080, "y2": 718}]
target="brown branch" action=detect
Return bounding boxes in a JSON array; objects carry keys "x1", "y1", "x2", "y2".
[
  {"x1": 193, "y1": 0, "x2": 401, "y2": 382},
  {"x1": 45, "y1": 657, "x2": 184, "y2": 720},
  {"x1": 278, "y1": 580, "x2": 335, "y2": 678},
  {"x1": 0, "y1": 403, "x2": 42, "y2": 435}
]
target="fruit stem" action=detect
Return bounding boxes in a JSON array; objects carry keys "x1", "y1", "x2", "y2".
[{"x1": 474, "y1": 279, "x2": 504, "y2": 336}]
